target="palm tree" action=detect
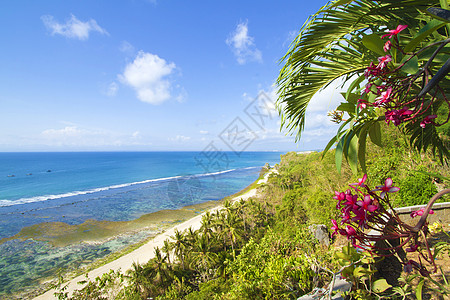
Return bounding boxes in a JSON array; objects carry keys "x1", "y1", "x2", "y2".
[
  {"x1": 162, "y1": 238, "x2": 172, "y2": 264},
  {"x1": 188, "y1": 233, "x2": 218, "y2": 282},
  {"x1": 185, "y1": 226, "x2": 197, "y2": 247},
  {"x1": 172, "y1": 229, "x2": 188, "y2": 270},
  {"x1": 125, "y1": 261, "x2": 153, "y2": 298},
  {"x1": 146, "y1": 246, "x2": 172, "y2": 293},
  {"x1": 200, "y1": 211, "x2": 214, "y2": 241},
  {"x1": 277, "y1": 0, "x2": 449, "y2": 169},
  {"x1": 215, "y1": 209, "x2": 244, "y2": 259}
]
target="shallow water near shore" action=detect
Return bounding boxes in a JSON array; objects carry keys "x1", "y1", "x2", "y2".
[{"x1": 0, "y1": 151, "x2": 280, "y2": 298}]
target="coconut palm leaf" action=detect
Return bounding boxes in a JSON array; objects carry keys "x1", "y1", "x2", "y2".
[{"x1": 277, "y1": 0, "x2": 441, "y2": 141}]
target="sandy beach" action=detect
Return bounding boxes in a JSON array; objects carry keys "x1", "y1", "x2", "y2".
[{"x1": 34, "y1": 169, "x2": 275, "y2": 299}]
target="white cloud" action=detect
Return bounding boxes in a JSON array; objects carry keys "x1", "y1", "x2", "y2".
[
  {"x1": 119, "y1": 41, "x2": 135, "y2": 54},
  {"x1": 119, "y1": 51, "x2": 176, "y2": 105},
  {"x1": 41, "y1": 14, "x2": 108, "y2": 40},
  {"x1": 199, "y1": 130, "x2": 209, "y2": 135},
  {"x1": 255, "y1": 83, "x2": 343, "y2": 149},
  {"x1": 41, "y1": 126, "x2": 106, "y2": 146},
  {"x1": 307, "y1": 78, "x2": 346, "y2": 112},
  {"x1": 132, "y1": 131, "x2": 141, "y2": 139},
  {"x1": 106, "y1": 82, "x2": 118, "y2": 97},
  {"x1": 169, "y1": 135, "x2": 191, "y2": 142},
  {"x1": 283, "y1": 30, "x2": 298, "y2": 48},
  {"x1": 42, "y1": 126, "x2": 83, "y2": 138},
  {"x1": 39, "y1": 126, "x2": 151, "y2": 148},
  {"x1": 226, "y1": 21, "x2": 262, "y2": 64}
]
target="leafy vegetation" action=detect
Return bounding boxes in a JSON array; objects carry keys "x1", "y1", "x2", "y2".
[
  {"x1": 50, "y1": 125, "x2": 449, "y2": 299},
  {"x1": 277, "y1": 0, "x2": 450, "y2": 172},
  {"x1": 48, "y1": 0, "x2": 450, "y2": 299}
]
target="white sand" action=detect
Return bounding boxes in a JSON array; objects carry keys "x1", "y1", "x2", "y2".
[{"x1": 34, "y1": 169, "x2": 275, "y2": 299}]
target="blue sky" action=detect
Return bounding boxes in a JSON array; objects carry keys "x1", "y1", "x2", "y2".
[{"x1": 0, "y1": 0, "x2": 345, "y2": 152}]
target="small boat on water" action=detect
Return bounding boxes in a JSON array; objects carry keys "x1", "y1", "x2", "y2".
[{"x1": 7, "y1": 174, "x2": 15, "y2": 177}]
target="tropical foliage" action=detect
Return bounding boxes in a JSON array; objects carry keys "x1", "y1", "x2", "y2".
[
  {"x1": 47, "y1": 1, "x2": 450, "y2": 299},
  {"x1": 277, "y1": 0, "x2": 450, "y2": 173}
]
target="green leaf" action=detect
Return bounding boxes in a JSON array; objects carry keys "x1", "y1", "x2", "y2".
[
  {"x1": 416, "y1": 279, "x2": 424, "y2": 300},
  {"x1": 404, "y1": 20, "x2": 446, "y2": 53},
  {"x1": 345, "y1": 74, "x2": 365, "y2": 100},
  {"x1": 335, "y1": 252, "x2": 350, "y2": 260},
  {"x1": 322, "y1": 135, "x2": 338, "y2": 158},
  {"x1": 372, "y1": 278, "x2": 392, "y2": 293},
  {"x1": 362, "y1": 33, "x2": 385, "y2": 56},
  {"x1": 358, "y1": 124, "x2": 369, "y2": 173},
  {"x1": 346, "y1": 92, "x2": 359, "y2": 105},
  {"x1": 400, "y1": 55, "x2": 419, "y2": 75},
  {"x1": 347, "y1": 133, "x2": 358, "y2": 174},
  {"x1": 329, "y1": 0, "x2": 353, "y2": 9},
  {"x1": 335, "y1": 134, "x2": 346, "y2": 174},
  {"x1": 353, "y1": 266, "x2": 375, "y2": 277},
  {"x1": 337, "y1": 102, "x2": 356, "y2": 114},
  {"x1": 368, "y1": 121, "x2": 382, "y2": 146}
]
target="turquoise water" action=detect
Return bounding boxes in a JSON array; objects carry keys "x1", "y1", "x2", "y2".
[{"x1": 0, "y1": 151, "x2": 281, "y2": 297}]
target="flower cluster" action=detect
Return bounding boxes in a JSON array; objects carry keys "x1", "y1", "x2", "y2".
[
  {"x1": 358, "y1": 24, "x2": 448, "y2": 129},
  {"x1": 410, "y1": 206, "x2": 434, "y2": 218},
  {"x1": 331, "y1": 175, "x2": 400, "y2": 249},
  {"x1": 331, "y1": 175, "x2": 441, "y2": 276}
]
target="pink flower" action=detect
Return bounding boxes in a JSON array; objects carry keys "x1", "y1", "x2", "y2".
[
  {"x1": 377, "y1": 55, "x2": 392, "y2": 69},
  {"x1": 373, "y1": 178, "x2": 400, "y2": 198},
  {"x1": 374, "y1": 87, "x2": 393, "y2": 106},
  {"x1": 357, "y1": 195, "x2": 378, "y2": 212},
  {"x1": 350, "y1": 174, "x2": 367, "y2": 190},
  {"x1": 352, "y1": 209, "x2": 367, "y2": 229},
  {"x1": 334, "y1": 191, "x2": 346, "y2": 209},
  {"x1": 344, "y1": 193, "x2": 359, "y2": 211},
  {"x1": 331, "y1": 219, "x2": 340, "y2": 237},
  {"x1": 385, "y1": 108, "x2": 414, "y2": 126},
  {"x1": 410, "y1": 207, "x2": 434, "y2": 218},
  {"x1": 346, "y1": 225, "x2": 356, "y2": 237},
  {"x1": 383, "y1": 40, "x2": 392, "y2": 52},
  {"x1": 420, "y1": 115, "x2": 437, "y2": 128},
  {"x1": 340, "y1": 212, "x2": 351, "y2": 225},
  {"x1": 382, "y1": 25, "x2": 408, "y2": 39},
  {"x1": 357, "y1": 99, "x2": 369, "y2": 109},
  {"x1": 364, "y1": 62, "x2": 381, "y2": 78}
]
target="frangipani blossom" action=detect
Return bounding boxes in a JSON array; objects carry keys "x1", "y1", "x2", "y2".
[
  {"x1": 373, "y1": 177, "x2": 400, "y2": 198},
  {"x1": 385, "y1": 108, "x2": 414, "y2": 126},
  {"x1": 331, "y1": 219, "x2": 339, "y2": 237},
  {"x1": 410, "y1": 207, "x2": 434, "y2": 218},
  {"x1": 383, "y1": 40, "x2": 392, "y2": 52},
  {"x1": 349, "y1": 174, "x2": 367, "y2": 190},
  {"x1": 420, "y1": 115, "x2": 437, "y2": 128},
  {"x1": 346, "y1": 225, "x2": 357, "y2": 237},
  {"x1": 382, "y1": 24, "x2": 408, "y2": 39},
  {"x1": 334, "y1": 191, "x2": 346, "y2": 209},
  {"x1": 374, "y1": 87, "x2": 393, "y2": 106},
  {"x1": 377, "y1": 54, "x2": 392, "y2": 69},
  {"x1": 357, "y1": 195, "x2": 378, "y2": 212},
  {"x1": 357, "y1": 99, "x2": 368, "y2": 109}
]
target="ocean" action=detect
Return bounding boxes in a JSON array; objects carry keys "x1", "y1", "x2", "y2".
[{"x1": 0, "y1": 151, "x2": 281, "y2": 297}]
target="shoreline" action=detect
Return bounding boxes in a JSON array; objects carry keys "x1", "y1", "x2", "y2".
[{"x1": 33, "y1": 168, "x2": 275, "y2": 299}]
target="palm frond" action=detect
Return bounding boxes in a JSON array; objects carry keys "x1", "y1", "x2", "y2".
[{"x1": 277, "y1": 0, "x2": 441, "y2": 141}]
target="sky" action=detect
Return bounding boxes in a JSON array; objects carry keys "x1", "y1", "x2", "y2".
[{"x1": 0, "y1": 0, "x2": 346, "y2": 152}]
